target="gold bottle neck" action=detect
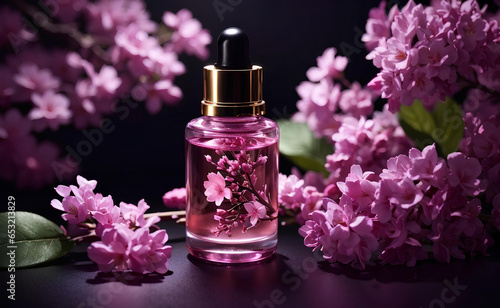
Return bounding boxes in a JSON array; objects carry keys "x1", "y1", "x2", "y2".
[{"x1": 201, "y1": 65, "x2": 265, "y2": 117}]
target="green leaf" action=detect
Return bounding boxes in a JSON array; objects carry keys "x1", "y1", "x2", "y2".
[
  {"x1": 277, "y1": 120, "x2": 333, "y2": 174},
  {"x1": 0, "y1": 211, "x2": 74, "y2": 269},
  {"x1": 398, "y1": 98, "x2": 464, "y2": 157}
]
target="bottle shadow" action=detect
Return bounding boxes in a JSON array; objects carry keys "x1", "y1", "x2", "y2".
[
  {"x1": 317, "y1": 253, "x2": 500, "y2": 283},
  {"x1": 86, "y1": 270, "x2": 173, "y2": 286}
]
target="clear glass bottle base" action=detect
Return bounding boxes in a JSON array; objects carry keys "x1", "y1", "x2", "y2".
[{"x1": 186, "y1": 231, "x2": 277, "y2": 264}]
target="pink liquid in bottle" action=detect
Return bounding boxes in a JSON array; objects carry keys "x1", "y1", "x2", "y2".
[{"x1": 185, "y1": 116, "x2": 279, "y2": 263}]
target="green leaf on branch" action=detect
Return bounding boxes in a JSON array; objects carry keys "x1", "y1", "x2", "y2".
[
  {"x1": 398, "y1": 98, "x2": 464, "y2": 157},
  {"x1": 0, "y1": 211, "x2": 74, "y2": 269},
  {"x1": 277, "y1": 120, "x2": 333, "y2": 175}
]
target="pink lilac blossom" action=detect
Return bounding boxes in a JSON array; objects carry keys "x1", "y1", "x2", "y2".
[
  {"x1": 86, "y1": 0, "x2": 157, "y2": 38},
  {"x1": 361, "y1": 1, "x2": 397, "y2": 51},
  {"x1": 162, "y1": 9, "x2": 212, "y2": 60},
  {"x1": 119, "y1": 199, "x2": 154, "y2": 229},
  {"x1": 163, "y1": 187, "x2": 186, "y2": 210},
  {"x1": 88, "y1": 222, "x2": 172, "y2": 274},
  {"x1": 278, "y1": 173, "x2": 305, "y2": 210},
  {"x1": 338, "y1": 82, "x2": 374, "y2": 117},
  {"x1": 365, "y1": 0, "x2": 500, "y2": 112},
  {"x1": 325, "y1": 106, "x2": 413, "y2": 184},
  {"x1": 204, "y1": 172, "x2": 232, "y2": 206},
  {"x1": 132, "y1": 80, "x2": 183, "y2": 114},
  {"x1": 447, "y1": 152, "x2": 485, "y2": 196},
  {"x1": 29, "y1": 91, "x2": 73, "y2": 131},
  {"x1": 299, "y1": 196, "x2": 378, "y2": 269},
  {"x1": 306, "y1": 47, "x2": 348, "y2": 82},
  {"x1": 51, "y1": 175, "x2": 170, "y2": 273},
  {"x1": 459, "y1": 111, "x2": 500, "y2": 229},
  {"x1": 244, "y1": 201, "x2": 267, "y2": 227},
  {"x1": 299, "y1": 144, "x2": 491, "y2": 268},
  {"x1": 278, "y1": 171, "x2": 326, "y2": 224},
  {"x1": 13, "y1": 63, "x2": 61, "y2": 102},
  {"x1": 292, "y1": 79, "x2": 343, "y2": 138},
  {"x1": 204, "y1": 150, "x2": 275, "y2": 236},
  {"x1": 0, "y1": 2, "x2": 210, "y2": 190}
]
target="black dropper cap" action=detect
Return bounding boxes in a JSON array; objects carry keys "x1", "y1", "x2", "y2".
[
  {"x1": 214, "y1": 27, "x2": 252, "y2": 69},
  {"x1": 202, "y1": 27, "x2": 264, "y2": 116}
]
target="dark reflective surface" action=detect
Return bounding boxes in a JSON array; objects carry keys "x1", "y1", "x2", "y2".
[{"x1": 3, "y1": 222, "x2": 499, "y2": 308}]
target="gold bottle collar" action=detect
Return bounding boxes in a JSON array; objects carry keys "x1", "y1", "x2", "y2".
[{"x1": 202, "y1": 65, "x2": 265, "y2": 116}]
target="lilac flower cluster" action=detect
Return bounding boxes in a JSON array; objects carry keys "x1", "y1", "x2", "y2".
[
  {"x1": 162, "y1": 187, "x2": 187, "y2": 210},
  {"x1": 51, "y1": 175, "x2": 171, "y2": 274},
  {"x1": 325, "y1": 105, "x2": 413, "y2": 184},
  {"x1": 204, "y1": 150, "x2": 275, "y2": 236},
  {"x1": 278, "y1": 170, "x2": 331, "y2": 224},
  {"x1": 461, "y1": 111, "x2": 500, "y2": 231},
  {"x1": 292, "y1": 45, "x2": 413, "y2": 186},
  {"x1": 293, "y1": 47, "x2": 374, "y2": 139},
  {"x1": 0, "y1": 1, "x2": 210, "y2": 189},
  {"x1": 365, "y1": 0, "x2": 500, "y2": 112},
  {"x1": 300, "y1": 144, "x2": 490, "y2": 269}
]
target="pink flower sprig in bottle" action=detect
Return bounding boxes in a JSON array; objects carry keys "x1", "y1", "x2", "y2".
[{"x1": 185, "y1": 28, "x2": 279, "y2": 263}]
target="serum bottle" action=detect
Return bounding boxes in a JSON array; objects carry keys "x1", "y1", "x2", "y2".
[{"x1": 185, "y1": 28, "x2": 279, "y2": 263}]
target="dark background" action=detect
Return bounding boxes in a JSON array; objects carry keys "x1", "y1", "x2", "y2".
[
  {"x1": 3, "y1": 2, "x2": 500, "y2": 308},
  {"x1": 5, "y1": 0, "x2": 408, "y2": 219}
]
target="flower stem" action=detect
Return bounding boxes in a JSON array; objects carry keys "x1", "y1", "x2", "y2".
[{"x1": 144, "y1": 211, "x2": 186, "y2": 221}]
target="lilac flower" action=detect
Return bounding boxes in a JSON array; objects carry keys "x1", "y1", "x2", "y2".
[
  {"x1": 113, "y1": 25, "x2": 160, "y2": 60},
  {"x1": 362, "y1": 1, "x2": 396, "y2": 51},
  {"x1": 92, "y1": 202, "x2": 122, "y2": 237},
  {"x1": 456, "y1": 12, "x2": 489, "y2": 51},
  {"x1": 87, "y1": 222, "x2": 172, "y2": 274},
  {"x1": 204, "y1": 150, "x2": 275, "y2": 235},
  {"x1": 338, "y1": 82, "x2": 374, "y2": 117},
  {"x1": 13, "y1": 64, "x2": 60, "y2": 101},
  {"x1": 119, "y1": 199, "x2": 156, "y2": 229},
  {"x1": 244, "y1": 201, "x2": 267, "y2": 227},
  {"x1": 336, "y1": 165, "x2": 378, "y2": 212},
  {"x1": 415, "y1": 39, "x2": 458, "y2": 80},
  {"x1": 86, "y1": 0, "x2": 157, "y2": 38},
  {"x1": 447, "y1": 152, "x2": 485, "y2": 196},
  {"x1": 408, "y1": 144, "x2": 448, "y2": 188},
  {"x1": 28, "y1": 91, "x2": 73, "y2": 131},
  {"x1": 204, "y1": 172, "x2": 232, "y2": 206},
  {"x1": 383, "y1": 37, "x2": 411, "y2": 70},
  {"x1": 163, "y1": 188, "x2": 186, "y2": 210},
  {"x1": 365, "y1": 0, "x2": 497, "y2": 111},
  {"x1": 293, "y1": 80, "x2": 342, "y2": 138},
  {"x1": 51, "y1": 175, "x2": 100, "y2": 221},
  {"x1": 52, "y1": 196, "x2": 89, "y2": 224},
  {"x1": 325, "y1": 107, "x2": 412, "y2": 183},
  {"x1": 278, "y1": 174, "x2": 305, "y2": 210},
  {"x1": 299, "y1": 197, "x2": 378, "y2": 269},
  {"x1": 52, "y1": 176, "x2": 163, "y2": 236},
  {"x1": 163, "y1": 9, "x2": 212, "y2": 60},
  {"x1": 132, "y1": 80, "x2": 182, "y2": 114},
  {"x1": 298, "y1": 187, "x2": 323, "y2": 223},
  {"x1": 89, "y1": 65, "x2": 122, "y2": 96},
  {"x1": 306, "y1": 48, "x2": 348, "y2": 81}
]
